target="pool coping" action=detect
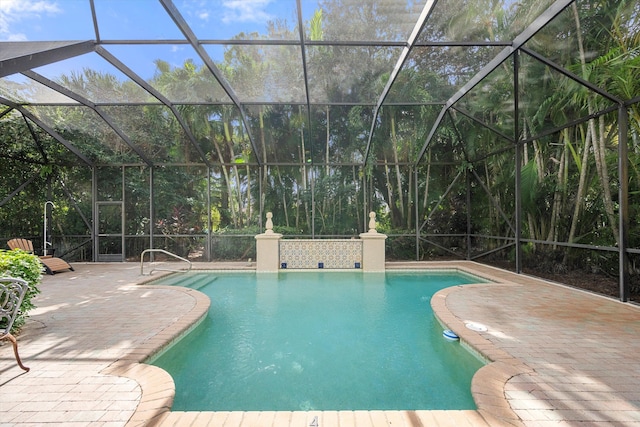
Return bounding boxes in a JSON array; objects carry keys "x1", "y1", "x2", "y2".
[{"x1": 117, "y1": 261, "x2": 530, "y2": 427}]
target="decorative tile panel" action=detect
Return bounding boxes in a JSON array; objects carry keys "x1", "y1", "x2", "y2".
[{"x1": 279, "y1": 239, "x2": 362, "y2": 269}]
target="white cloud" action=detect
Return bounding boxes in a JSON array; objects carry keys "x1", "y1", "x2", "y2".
[
  {"x1": 0, "y1": 0, "x2": 61, "y2": 40},
  {"x1": 6, "y1": 32, "x2": 28, "y2": 41},
  {"x1": 221, "y1": 0, "x2": 273, "y2": 24}
]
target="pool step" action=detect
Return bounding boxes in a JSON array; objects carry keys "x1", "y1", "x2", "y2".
[
  {"x1": 160, "y1": 273, "x2": 216, "y2": 290},
  {"x1": 190, "y1": 276, "x2": 216, "y2": 290},
  {"x1": 158, "y1": 273, "x2": 203, "y2": 288}
]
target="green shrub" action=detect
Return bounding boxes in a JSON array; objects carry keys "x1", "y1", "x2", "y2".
[
  {"x1": 0, "y1": 249, "x2": 43, "y2": 332},
  {"x1": 211, "y1": 227, "x2": 259, "y2": 260}
]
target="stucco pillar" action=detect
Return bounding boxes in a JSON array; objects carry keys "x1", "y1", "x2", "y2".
[
  {"x1": 359, "y1": 212, "x2": 387, "y2": 272},
  {"x1": 255, "y1": 212, "x2": 282, "y2": 272}
]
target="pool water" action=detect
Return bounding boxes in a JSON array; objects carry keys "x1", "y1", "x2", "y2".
[{"x1": 151, "y1": 270, "x2": 486, "y2": 411}]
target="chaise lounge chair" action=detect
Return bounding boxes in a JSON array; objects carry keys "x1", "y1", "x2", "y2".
[
  {"x1": 0, "y1": 277, "x2": 30, "y2": 371},
  {"x1": 7, "y1": 238, "x2": 74, "y2": 275}
]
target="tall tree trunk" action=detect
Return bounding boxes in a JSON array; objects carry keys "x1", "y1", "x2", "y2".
[
  {"x1": 259, "y1": 107, "x2": 268, "y2": 215},
  {"x1": 224, "y1": 121, "x2": 243, "y2": 226},
  {"x1": 547, "y1": 130, "x2": 567, "y2": 248},
  {"x1": 246, "y1": 165, "x2": 251, "y2": 223},
  {"x1": 323, "y1": 107, "x2": 330, "y2": 222},
  {"x1": 325, "y1": 106, "x2": 330, "y2": 176},
  {"x1": 521, "y1": 137, "x2": 538, "y2": 244},
  {"x1": 567, "y1": 125, "x2": 591, "y2": 247},
  {"x1": 407, "y1": 165, "x2": 413, "y2": 230},
  {"x1": 592, "y1": 115, "x2": 618, "y2": 244},
  {"x1": 533, "y1": 139, "x2": 547, "y2": 240},
  {"x1": 352, "y1": 165, "x2": 361, "y2": 229},
  {"x1": 299, "y1": 106, "x2": 310, "y2": 231},
  {"x1": 525, "y1": 140, "x2": 537, "y2": 244},
  {"x1": 573, "y1": 3, "x2": 618, "y2": 245},
  {"x1": 422, "y1": 148, "x2": 431, "y2": 211},
  {"x1": 296, "y1": 145, "x2": 302, "y2": 230},
  {"x1": 212, "y1": 138, "x2": 238, "y2": 227},
  {"x1": 276, "y1": 166, "x2": 289, "y2": 227},
  {"x1": 390, "y1": 116, "x2": 404, "y2": 222},
  {"x1": 384, "y1": 154, "x2": 394, "y2": 225}
]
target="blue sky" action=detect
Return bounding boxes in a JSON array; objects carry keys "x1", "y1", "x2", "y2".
[
  {"x1": 0, "y1": 0, "x2": 313, "y2": 83},
  {"x1": 0, "y1": 0, "x2": 307, "y2": 42}
]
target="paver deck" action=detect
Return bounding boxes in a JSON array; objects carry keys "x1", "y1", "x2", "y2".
[{"x1": 1, "y1": 261, "x2": 639, "y2": 426}]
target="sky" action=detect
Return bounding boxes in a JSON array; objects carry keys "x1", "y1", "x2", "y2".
[
  {"x1": 0, "y1": 0, "x2": 310, "y2": 83},
  {"x1": 0, "y1": 0, "x2": 426, "y2": 103},
  {"x1": 0, "y1": 0, "x2": 306, "y2": 42}
]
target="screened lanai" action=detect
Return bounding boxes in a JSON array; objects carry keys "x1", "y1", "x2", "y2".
[{"x1": 1, "y1": 0, "x2": 639, "y2": 301}]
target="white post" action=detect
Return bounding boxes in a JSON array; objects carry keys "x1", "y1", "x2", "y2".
[
  {"x1": 368, "y1": 211, "x2": 377, "y2": 233},
  {"x1": 43, "y1": 201, "x2": 55, "y2": 256},
  {"x1": 255, "y1": 212, "x2": 282, "y2": 272},
  {"x1": 360, "y1": 212, "x2": 387, "y2": 272},
  {"x1": 265, "y1": 212, "x2": 274, "y2": 233}
]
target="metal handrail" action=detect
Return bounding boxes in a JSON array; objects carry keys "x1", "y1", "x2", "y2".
[{"x1": 140, "y1": 249, "x2": 192, "y2": 275}]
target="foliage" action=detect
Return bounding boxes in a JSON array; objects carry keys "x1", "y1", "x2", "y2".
[
  {"x1": 0, "y1": 0, "x2": 639, "y2": 298},
  {"x1": 211, "y1": 227, "x2": 260, "y2": 261},
  {"x1": 386, "y1": 233, "x2": 417, "y2": 261},
  {"x1": 155, "y1": 205, "x2": 203, "y2": 257},
  {"x1": 0, "y1": 249, "x2": 43, "y2": 332}
]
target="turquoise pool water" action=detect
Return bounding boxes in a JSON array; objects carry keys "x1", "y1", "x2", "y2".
[{"x1": 151, "y1": 270, "x2": 486, "y2": 411}]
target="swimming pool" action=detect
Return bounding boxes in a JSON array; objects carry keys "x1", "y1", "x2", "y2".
[{"x1": 151, "y1": 270, "x2": 487, "y2": 411}]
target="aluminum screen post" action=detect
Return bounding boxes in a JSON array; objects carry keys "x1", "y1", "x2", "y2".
[{"x1": 618, "y1": 106, "x2": 630, "y2": 302}]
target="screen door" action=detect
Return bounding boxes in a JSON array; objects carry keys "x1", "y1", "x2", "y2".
[{"x1": 96, "y1": 201, "x2": 124, "y2": 262}]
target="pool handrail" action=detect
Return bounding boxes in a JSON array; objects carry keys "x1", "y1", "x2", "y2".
[{"x1": 140, "y1": 249, "x2": 192, "y2": 275}]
